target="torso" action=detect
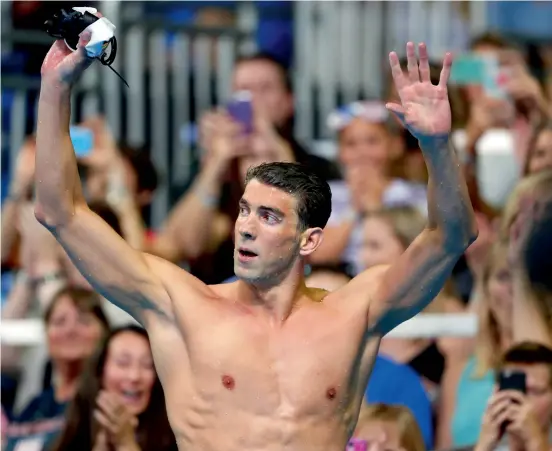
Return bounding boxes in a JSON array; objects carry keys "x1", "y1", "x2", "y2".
[{"x1": 144, "y1": 274, "x2": 379, "y2": 451}]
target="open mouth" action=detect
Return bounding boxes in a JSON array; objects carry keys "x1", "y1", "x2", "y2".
[
  {"x1": 120, "y1": 389, "x2": 143, "y2": 404},
  {"x1": 238, "y1": 248, "x2": 258, "y2": 260}
]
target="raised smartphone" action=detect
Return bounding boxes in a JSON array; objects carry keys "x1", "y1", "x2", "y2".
[
  {"x1": 69, "y1": 126, "x2": 94, "y2": 157},
  {"x1": 498, "y1": 369, "x2": 526, "y2": 436},
  {"x1": 499, "y1": 369, "x2": 526, "y2": 393},
  {"x1": 450, "y1": 53, "x2": 507, "y2": 99},
  {"x1": 226, "y1": 90, "x2": 253, "y2": 134}
]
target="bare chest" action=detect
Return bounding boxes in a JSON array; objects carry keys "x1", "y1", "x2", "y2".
[{"x1": 184, "y1": 305, "x2": 368, "y2": 416}]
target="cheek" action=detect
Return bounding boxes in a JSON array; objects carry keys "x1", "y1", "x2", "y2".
[
  {"x1": 46, "y1": 328, "x2": 64, "y2": 348},
  {"x1": 143, "y1": 370, "x2": 156, "y2": 392},
  {"x1": 102, "y1": 365, "x2": 123, "y2": 391},
  {"x1": 81, "y1": 325, "x2": 103, "y2": 346}
]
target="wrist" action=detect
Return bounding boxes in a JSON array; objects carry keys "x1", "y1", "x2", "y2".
[
  {"x1": 418, "y1": 134, "x2": 450, "y2": 151},
  {"x1": 116, "y1": 435, "x2": 140, "y2": 451},
  {"x1": 474, "y1": 438, "x2": 496, "y2": 451}
]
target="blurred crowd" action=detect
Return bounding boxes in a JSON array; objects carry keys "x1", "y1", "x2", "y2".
[{"x1": 2, "y1": 4, "x2": 552, "y2": 451}]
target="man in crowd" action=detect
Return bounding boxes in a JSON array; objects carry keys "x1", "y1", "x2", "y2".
[
  {"x1": 35, "y1": 22, "x2": 476, "y2": 451},
  {"x1": 476, "y1": 342, "x2": 552, "y2": 451}
]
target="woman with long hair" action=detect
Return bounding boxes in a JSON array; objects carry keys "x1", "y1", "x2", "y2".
[
  {"x1": 52, "y1": 325, "x2": 177, "y2": 451},
  {"x1": 3, "y1": 288, "x2": 109, "y2": 451}
]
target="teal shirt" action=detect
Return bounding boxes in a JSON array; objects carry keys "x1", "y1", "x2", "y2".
[
  {"x1": 4, "y1": 388, "x2": 68, "y2": 451},
  {"x1": 451, "y1": 356, "x2": 495, "y2": 447}
]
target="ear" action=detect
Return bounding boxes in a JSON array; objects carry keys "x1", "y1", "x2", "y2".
[{"x1": 299, "y1": 227, "x2": 324, "y2": 257}]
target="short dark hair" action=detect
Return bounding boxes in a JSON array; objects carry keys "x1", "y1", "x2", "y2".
[
  {"x1": 470, "y1": 32, "x2": 511, "y2": 51},
  {"x1": 500, "y1": 341, "x2": 552, "y2": 386},
  {"x1": 235, "y1": 52, "x2": 292, "y2": 93},
  {"x1": 244, "y1": 162, "x2": 332, "y2": 230}
]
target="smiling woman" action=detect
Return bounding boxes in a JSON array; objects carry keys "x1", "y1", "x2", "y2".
[{"x1": 52, "y1": 326, "x2": 177, "y2": 451}]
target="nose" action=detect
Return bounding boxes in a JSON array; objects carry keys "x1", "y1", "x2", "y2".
[
  {"x1": 238, "y1": 217, "x2": 257, "y2": 241},
  {"x1": 126, "y1": 364, "x2": 141, "y2": 383}
]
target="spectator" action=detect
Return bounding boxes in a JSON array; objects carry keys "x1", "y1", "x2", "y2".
[
  {"x1": 440, "y1": 241, "x2": 513, "y2": 448},
  {"x1": 1, "y1": 136, "x2": 35, "y2": 267},
  {"x1": 441, "y1": 171, "x2": 552, "y2": 448},
  {"x1": 52, "y1": 326, "x2": 177, "y2": 451},
  {"x1": 475, "y1": 342, "x2": 552, "y2": 451},
  {"x1": 361, "y1": 207, "x2": 465, "y2": 394},
  {"x1": 3, "y1": 288, "x2": 109, "y2": 451},
  {"x1": 353, "y1": 403, "x2": 425, "y2": 451},
  {"x1": 156, "y1": 53, "x2": 340, "y2": 283},
  {"x1": 311, "y1": 102, "x2": 427, "y2": 273},
  {"x1": 305, "y1": 264, "x2": 433, "y2": 448},
  {"x1": 524, "y1": 120, "x2": 552, "y2": 175}
]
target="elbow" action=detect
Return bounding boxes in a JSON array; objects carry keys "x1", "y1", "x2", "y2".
[
  {"x1": 437, "y1": 220, "x2": 479, "y2": 256},
  {"x1": 34, "y1": 201, "x2": 82, "y2": 230}
]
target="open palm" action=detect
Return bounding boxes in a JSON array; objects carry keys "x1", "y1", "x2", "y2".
[{"x1": 386, "y1": 42, "x2": 452, "y2": 142}]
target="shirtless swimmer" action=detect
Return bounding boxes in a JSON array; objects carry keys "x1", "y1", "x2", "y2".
[{"x1": 35, "y1": 29, "x2": 477, "y2": 451}]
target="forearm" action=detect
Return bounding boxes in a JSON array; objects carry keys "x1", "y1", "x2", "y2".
[
  {"x1": 159, "y1": 160, "x2": 227, "y2": 259},
  {"x1": 421, "y1": 138, "x2": 477, "y2": 248},
  {"x1": 35, "y1": 86, "x2": 85, "y2": 225}
]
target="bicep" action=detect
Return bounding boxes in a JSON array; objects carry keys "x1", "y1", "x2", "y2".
[
  {"x1": 356, "y1": 230, "x2": 461, "y2": 335},
  {"x1": 52, "y1": 205, "x2": 172, "y2": 323}
]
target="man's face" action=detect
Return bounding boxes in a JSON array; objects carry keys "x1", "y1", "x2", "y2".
[
  {"x1": 234, "y1": 180, "x2": 302, "y2": 285},
  {"x1": 504, "y1": 363, "x2": 552, "y2": 429},
  {"x1": 232, "y1": 60, "x2": 294, "y2": 128}
]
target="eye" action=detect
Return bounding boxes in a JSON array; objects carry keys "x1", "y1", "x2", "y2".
[
  {"x1": 261, "y1": 212, "x2": 278, "y2": 224},
  {"x1": 239, "y1": 205, "x2": 249, "y2": 216}
]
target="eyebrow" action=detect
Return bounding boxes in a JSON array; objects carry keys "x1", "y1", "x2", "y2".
[{"x1": 239, "y1": 199, "x2": 285, "y2": 218}]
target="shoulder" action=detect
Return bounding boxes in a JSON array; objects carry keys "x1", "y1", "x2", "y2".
[
  {"x1": 344, "y1": 264, "x2": 390, "y2": 295},
  {"x1": 327, "y1": 265, "x2": 390, "y2": 309}
]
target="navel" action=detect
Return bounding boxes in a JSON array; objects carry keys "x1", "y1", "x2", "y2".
[
  {"x1": 326, "y1": 387, "x2": 337, "y2": 400},
  {"x1": 222, "y1": 374, "x2": 235, "y2": 390}
]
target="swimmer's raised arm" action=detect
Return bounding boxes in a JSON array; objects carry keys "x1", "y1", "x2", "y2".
[
  {"x1": 34, "y1": 32, "x2": 186, "y2": 325},
  {"x1": 348, "y1": 42, "x2": 478, "y2": 335}
]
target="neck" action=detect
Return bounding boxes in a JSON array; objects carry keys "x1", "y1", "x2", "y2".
[
  {"x1": 237, "y1": 262, "x2": 309, "y2": 323},
  {"x1": 498, "y1": 322, "x2": 513, "y2": 351},
  {"x1": 52, "y1": 359, "x2": 84, "y2": 402}
]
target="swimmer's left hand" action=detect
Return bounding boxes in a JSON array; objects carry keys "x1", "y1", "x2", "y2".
[{"x1": 386, "y1": 42, "x2": 452, "y2": 145}]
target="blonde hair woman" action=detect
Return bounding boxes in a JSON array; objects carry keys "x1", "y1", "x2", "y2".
[
  {"x1": 438, "y1": 171, "x2": 552, "y2": 448},
  {"x1": 361, "y1": 206, "x2": 464, "y2": 395},
  {"x1": 352, "y1": 403, "x2": 425, "y2": 451}
]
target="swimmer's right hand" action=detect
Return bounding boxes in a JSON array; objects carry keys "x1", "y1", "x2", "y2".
[{"x1": 40, "y1": 12, "x2": 103, "y2": 89}]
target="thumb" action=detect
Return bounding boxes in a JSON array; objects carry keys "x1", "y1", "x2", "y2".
[
  {"x1": 62, "y1": 31, "x2": 95, "y2": 80},
  {"x1": 385, "y1": 102, "x2": 406, "y2": 126}
]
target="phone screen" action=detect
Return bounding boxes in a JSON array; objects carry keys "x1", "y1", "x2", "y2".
[
  {"x1": 226, "y1": 91, "x2": 253, "y2": 134},
  {"x1": 499, "y1": 370, "x2": 527, "y2": 393},
  {"x1": 69, "y1": 126, "x2": 94, "y2": 157}
]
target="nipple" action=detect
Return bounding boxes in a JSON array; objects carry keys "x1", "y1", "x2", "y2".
[
  {"x1": 222, "y1": 375, "x2": 235, "y2": 390},
  {"x1": 326, "y1": 387, "x2": 337, "y2": 400}
]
